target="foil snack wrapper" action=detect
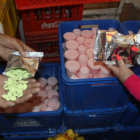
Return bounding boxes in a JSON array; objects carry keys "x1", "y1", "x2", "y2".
[
  {"x1": 94, "y1": 30, "x2": 107, "y2": 61},
  {"x1": 106, "y1": 33, "x2": 136, "y2": 66},
  {"x1": 5, "y1": 52, "x2": 44, "y2": 77},
  {"x1": 94, "y1": 31, "x2": 140, "y2": 67}
]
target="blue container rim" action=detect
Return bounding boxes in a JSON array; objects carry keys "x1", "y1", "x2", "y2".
[
  {"x1": 122, "y1": 20, "x2": 140, "y2": 24},
  {"x1": 71, "y1": 127, "x2": 112, "y2": 134},
  {"x1": 64, "y1": 105, "x2": 127, "y2": 115},
  {"x1": 122, "y1": 20, "x2": 140, "y2": 34},
  {"x1": 58, "y1": 20, "x2": 121, "y2": 85},
  {"x1": 0, "y1": 63, "x2": 63, "y2": 117}
]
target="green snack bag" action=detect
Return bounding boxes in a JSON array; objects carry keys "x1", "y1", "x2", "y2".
[{"x1": 2, "y1": 52, "x2": 44, "y2": 102}]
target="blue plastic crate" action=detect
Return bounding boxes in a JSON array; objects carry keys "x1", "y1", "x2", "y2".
[
  {"x1": 3, "y1": 132, "x2": 55, "y2": 140},
  {"x1": 105, "y1": 127, "x2": 140, "y2": 140},
  {"x1": 4, "y1": 127, "x2": 140, "y2": 140},
  {"x1": 120, "y1": 103, "x2": 140, "y2": 127},
  {"x1": 58, "y1": 19, "x2": 131, "y2": 114},
  {"x1": 122, "y1": 21, "x2": 140, "y2": 35},
  {"x1": 78, "y1": 128, "x2": 110, "y2": 140},
  {"x1": 64, "y1": 107, "x2": 125, "y2": 132},
  {"x1": 0, "y1": 63, "x2": 63, "y2": 134},
  {"x1": 69, "y1": 127, "x2": 140, "y2": 140},
  {"x1": 121, "y1": 21, "x2": 140, "y2": 77}
]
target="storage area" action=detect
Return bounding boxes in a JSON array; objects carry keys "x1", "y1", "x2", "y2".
[{"x1": 0, "y1": 0, "x2": 140, "y2": 140}]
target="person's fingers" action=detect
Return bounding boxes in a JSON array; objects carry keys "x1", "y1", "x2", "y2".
[
  {"x1": 115, "y1": 55, "x2": 125, "y2": 67},
  {"x1": 15, "y1": 86, "x2": 40, "y2": 104},
  {"x1": 0, "y1": 98, "x2": 15, "y2": 108},
  {"x1": 0, "y1": 34, "x2": 25, "y2": 55},
  {"x1": 27, "y1": 82, "x2": 40, "y2": 89},
  {"x1": 26, "y1": 87, "x2": 40, "y2": 94},
  {"x1": 27, "y1": 78, "x2": 37, "y2": 83},
  {"x1": 0, "y1": 45, "x2": 14, "y2": 61},
  {"x1": 14, "y1": 39, "x2": 26, "y2": 56},
  {"x1": 131, "y1": 45, "x2": 140, "y2": 54},
  {"x1": 0, "y1": 75, "x2": 8, "y2": 83},
  {"x1": 0, "y1": 34, "x2": 34, "y2": 57},
  {"x1": 108, "y1": 65, "x2": 119, "y2": 76},
  {"x1": 15, "y1": 94, "x2": 32, "y2": 104},
  {"x1": 18, "y1": 40, "x2": 35, "y2": 52}
]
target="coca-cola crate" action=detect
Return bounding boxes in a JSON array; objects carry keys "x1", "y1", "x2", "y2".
[
  {"x1": 21, "y1": 5, "x2": 83, "y2": 36},
  {"x1": 26, "y1": 39, "x2": 59, "y2": 63},
  {"x1": 15, "y1": 0, "x2": 120, "y2": 10},
  {"x1": 25, "y1": 32, "x2": 58, "y2": 44}
]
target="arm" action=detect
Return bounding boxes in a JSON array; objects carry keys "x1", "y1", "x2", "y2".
[
  {"x1": 0, "y1": 33, "x2": 34, "y2": 61},
  {"x1": 0, "y1": 34, "x2": 40, "y2": 108},
  {"x1": 124, "y1": 74, "x2": 140, "y2": 101},
  {"x1": 108, "y1": 55, "x2": 140, "y2": 101}
]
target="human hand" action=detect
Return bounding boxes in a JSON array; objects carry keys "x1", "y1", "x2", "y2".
[
  {"x1": 0, "y1": 75, "x2": 40, "y2": 109},
  {"x1": 0, "y1": 33, "x2": 34, "y2": 61},
  {"x1": 131, "y1": 45, "x2": 140, "y2": 54},
  {"x1": 108, "y1": 55, "x2": 134, "y2": 83}
]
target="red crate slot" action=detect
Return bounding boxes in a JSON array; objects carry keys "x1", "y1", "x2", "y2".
[
  {"x1": 21, "y1": 5, "x2": 83, "y2": 36},
  {"x1": 25, "y1": 33, "x2": 58, "y2": 44},
  {"x1": 60, "y1": 0, "x2": 120, "y2": 6},
  {"x1": 26, "y1": 40, "x2": 59, "y2": 63},
  {"x1": 15, "y1": 0, "x2": 120, "y2": 10}
]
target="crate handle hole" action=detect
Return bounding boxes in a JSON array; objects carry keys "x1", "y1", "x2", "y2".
[{"x1": 79, "y1": 24, "x2": 99, "y2": 29}]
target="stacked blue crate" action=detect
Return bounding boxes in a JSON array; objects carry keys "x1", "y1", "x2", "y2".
[
  {"x1": 122, "y1": 21, "x2": 140, "y2": 35},
  {"x1": 58, "y1": 19, "x2": 132, "y2": 132},
  {"x1": 119, "y1": 20, "x2": 140, "y2": 130},
  {"x1": 4, "y1": 128, "x2": 140, "y2": 140},
  {"x1": 119, "y1": 103, "x2": 140, "y2": 128},
  {"x1": 3, "y1": 132, "x2": 55, "y2": 140},
  {"x1": 0, "y1": 63, "x2": 63, "y2": 136},
  {"x1": 64, "y1": 108, "x2": 125, "y2": 132},
  {"x1": 105, "y1": 127, "x2": 140, "y2": 140}
]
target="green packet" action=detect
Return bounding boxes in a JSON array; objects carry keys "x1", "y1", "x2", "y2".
[{"x1": 2, "y1": 51, "x2": 44, "y2": 102}]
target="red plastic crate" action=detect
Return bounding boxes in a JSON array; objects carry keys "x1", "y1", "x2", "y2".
[
  {"x1": 15, "y1": 0, "x2": 120, "y2": 10},
  {"x1": 26, "y1": 39, "x2": 59, "y2": 63},
  {"x1": 25, "y1": 32, "x2": 58, "y2": 44},
  {"x1": 21, "y1": 5, "x2": 83, "y2": 36}
]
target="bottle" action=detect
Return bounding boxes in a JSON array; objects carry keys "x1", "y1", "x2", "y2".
[
  {"x1": 54, "y1": 7, "x2": 61, "y2": 19},
  {"x1": 65, "y1": 7, "x2": 72, "y2": 18},
  {"x1": 44, "y1": 8, "x2": 52, "y2": 19},
  {"x1": 34, "y1": 9, "x2": 42, "y2": 20}
]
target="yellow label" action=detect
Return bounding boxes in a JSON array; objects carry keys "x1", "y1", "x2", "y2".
[{"x1": 106, "y1": 31, "x2": 118, "y2": 42}]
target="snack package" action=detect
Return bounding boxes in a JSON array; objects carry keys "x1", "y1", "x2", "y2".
[
  {"x1": 5, "y1": 51, "x2": 44, "y2": 77},
  {"x1": 94, "y1": 31, "x2": 140, "y2": 67},
  {"x1": 106, "y1": 33, "x2": 135, "y2": 66},
  {"x1": 94, "y1": 30, "x2": 107, "y2": 61},
  {"x1": 2, "y1": 51, "x2": 44, "y2": 102}
]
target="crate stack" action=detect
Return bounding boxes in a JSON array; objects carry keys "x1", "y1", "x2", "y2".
[
  {"x1": 15, "y1": 0, "x2": 120, "y2": 63},
  {"x1": 0, "y1": 0, "x2": 19, "y2": 36},
  {"x1": 58, "y1": 19, "x2": 140, "y2": 137},
  {"x1": 0, "y1": 63, "x2": 64, "y2": 139},
  {"x1": 119, "y1": 20, "x2": 140, "y2": 132},
  {"x1": 1, "y1": 18, "x2": 140, "y2": 140},
  {"x1": 15, "y1": 0, "x2": 84, "y2": 63}
]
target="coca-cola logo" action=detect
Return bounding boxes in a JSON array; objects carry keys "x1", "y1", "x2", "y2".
[
  {"x1": 13, "y1": 118, "x2": 42, "y2": 127},
  {"x1": 41, "y1": 21, "x2": 60, "y2": 29}
]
